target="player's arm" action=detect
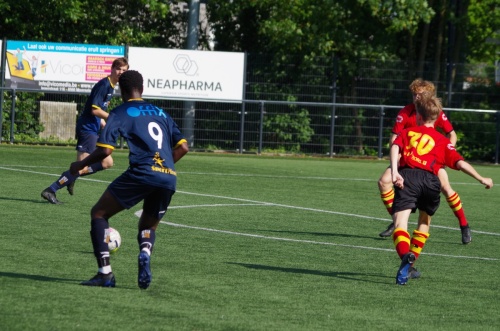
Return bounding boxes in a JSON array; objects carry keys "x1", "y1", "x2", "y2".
[
  {"x1": 455, "y1": 160, "x2": 493, "y2": 189},
  {"x1": 173, "y1": 140, "x2": 189, "y2": 163},
  {"x1": 69, "y1": 146, "x2": 113, "y2": 175},
  {"x1": 390, "y1": 143, "x2": 404, "y2": 189},
  {"x1": 389, "y1": 133, "x2": 398, "y2": 145},
  {"x1": 445, "y1": 130, "x2": 457, "y2": 146},
  {"x1": 91, "y1": 105, "x2": 109, "y2": 120}
]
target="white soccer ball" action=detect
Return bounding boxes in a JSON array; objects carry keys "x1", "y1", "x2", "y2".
[{"x1": 108, "y1": 227, "x2": 121, "y2": 254}]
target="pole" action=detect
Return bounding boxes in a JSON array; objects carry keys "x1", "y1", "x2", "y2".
[
  {"x1": 258, "y1": 101, "x2": 264, "y2": 155},
  {"x1": 239, "y1": 52, "x2": 248, "y2": 154},
  {"x1": 329, "y1": 55, "x2": 338, "y2": 158},
  {"x1": 378, "y1": 106, "x2": 385, "y2": 159},
  {"x1": 0, "y1": 38, "x2": 6, "y2": 143},
  {"x1": 183, "y1": 0, "x2": 200, "y2": 148}
]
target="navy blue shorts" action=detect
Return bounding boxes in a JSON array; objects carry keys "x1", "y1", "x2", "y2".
[
  {"x1": 108, "y1": 171, "x2": 175, "y2": 220},
  {"x1": 76, "y1": 132, "x2": 98, "y2": 154},
  {"x1": 392, "y1": 168, "x2": 441, "y2": 216}
]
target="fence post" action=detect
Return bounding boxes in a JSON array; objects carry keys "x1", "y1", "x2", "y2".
[
  {"x1": 239, "y1": 102, "x2": 246, "y2": 154},
  {"x1": 496, "y1": 111, "x2": 500, "y2": 165},
  {"x1": 329, "y1": 55, "x2": 338, "y2": 158},
  {"x1": 258, "y1": 101, "x2": 264, "y2": 155},
  {"x1": 378, "y1": 106, "x2": 385, "y2": 159},
  {"x1": 329, "y1": 105, "x2": 336, "y2": 158},
  {"x1": 10, "y1": 90, "x2": 16, "y2": 144}
]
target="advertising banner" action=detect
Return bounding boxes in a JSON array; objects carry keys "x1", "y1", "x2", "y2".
[
  {"x1": 5, "y1": 40, "x2": 125, "y2": 92},
  {"x1": 128, "y1": 47, "x2": 245, "y2": 101}
]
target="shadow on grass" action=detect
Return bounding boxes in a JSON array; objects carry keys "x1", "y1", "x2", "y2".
[
  {"x1": 0, "y1": 271, "x2": 139, "y2": 290},
  {"x1": 0, "y1": 196, "x2": 58, "y2": 204},
  {"x1": 0, "y1": 271, "x2": 80, "y2": 283},
  {"x1": 226, "y1": 262, "x2": 393, "y2": 284}
]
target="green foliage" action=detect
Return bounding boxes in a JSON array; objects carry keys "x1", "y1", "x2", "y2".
[
  {"x1": 466, "y1": 0, "x2": 500, "y2": 63},
  {"x1": 359, "y1": 0, "x2": 435, "y2": 34},
  {"x1": 1, "y1": 91, "x2": 44, "y2": 141},
  {"x1": 263, "y1": 107, "x2": 314, "y2": 152},
  {"x1": 0, "y1": 0, "x2": 183, "y2": 48}
]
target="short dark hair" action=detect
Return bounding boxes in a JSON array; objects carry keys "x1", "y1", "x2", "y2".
[
  {"x1": 119, "y1": 70, "x2": 143, "y2": 95},
  {"x1": 112, "y1": 57, "x2": 129, "y2": 69}
]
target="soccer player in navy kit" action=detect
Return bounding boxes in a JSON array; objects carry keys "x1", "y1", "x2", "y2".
[
  {"x1": 389, "y1": 93, "x2": 492, "y2": 285},
  {"x1": 41, "y1": 57, "x2": 129, "y2": 204},
  {"x1": 70, "y1": 70, "x2": 189, "y2": 288}
]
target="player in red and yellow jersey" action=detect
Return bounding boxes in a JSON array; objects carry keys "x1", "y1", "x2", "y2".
[
  {"x1": 389, "y1": 93, "x2": 493, "y2": 285},
  {"x1": 378, "y1": 78, "x2": 473, "y2": 245}
]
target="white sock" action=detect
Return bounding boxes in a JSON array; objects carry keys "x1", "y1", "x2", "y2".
[
  {"x1": 141, "y1": 247, "x2": 151, "y2": 256},
  {"x1": 98, "y1": 266, "x2": 112, "y2": 274}
]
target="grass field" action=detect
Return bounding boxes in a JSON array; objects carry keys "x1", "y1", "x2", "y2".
[{"x1": 1, "y1": 145, "x2": 499, "y2": 330}]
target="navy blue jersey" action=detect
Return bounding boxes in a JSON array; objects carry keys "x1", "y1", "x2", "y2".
[
  {"x1": 96, "y1": 99, "x2": 186, "y2": 191},
  {"x1": 76, "y1": 77, "x2": 115, "y2": 134}
]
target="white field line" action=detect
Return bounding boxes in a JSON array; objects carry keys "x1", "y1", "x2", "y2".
[
  {"x1": 2, "y1": 165, "x2": 499, "y2": 261},
  {"x1": 161, "y1": 221, "x2": 500, "y2": 262},
  {"x1": 0, "y1": 165, "x2": 484, "y2": 185}
]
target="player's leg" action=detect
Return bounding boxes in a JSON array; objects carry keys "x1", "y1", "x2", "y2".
[
  {"x1": 378, "y1": 167, "x2": 396, "y2": 237},
  {"x1": 407, "y1": 173, "x2": 440, "y2": 280},
  {"x1": 411, "y1": 212, "x2": 431, "y2": 260},
  {"x1": 392, "y1": 209, "x2": 415, "y2": 285},
  {"x1": 66, "y1": 150, "x2": 89, "y2": 196},
  {"x1": 392, "y1": 209, "x2": 412, "y2": 257},
  {"x1": 40, "y1": 162, "x2": 81, "y2": 204},
  {"x1": 40, "y1": 134, "x2": 91, "y2": 202},
  {"x1": 406, "y1": 211, "x2": 431, "y2": 279},
  {"x1": 79, "y1": 154, "x2": 114, "y2": 177},
  {"x1": 81, "y1": 189, "x2": 124, "y2": 287},
  {"x1": 438, "y1": 168, "x2": 471, "y2": 244},
  {"x1": 137, "y1": 188, "x2": 175, "y2": 289}
]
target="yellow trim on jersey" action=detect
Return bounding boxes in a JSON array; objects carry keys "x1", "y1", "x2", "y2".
[
  {"x1": 174, "y1": 139, "x2": 187, "y2": 149},
  {"x1": 108, "y1": 76, "x2": 115, "y2": 89},
  {"x1": 96, "y1": 142, "x2": 115, "y2": 150},
  {"x1": 127, "y1": 98, "x2": 144, "y2": 102}
]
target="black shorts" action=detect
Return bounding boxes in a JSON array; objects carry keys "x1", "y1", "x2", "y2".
[
  {"x1": 392, "y1": 168, "x2": 441, "y2": 216},
  {"x1": 76, "y1": 132, "x2": 98, "y2": 154},
  {"x1": 108, "y1": 171, "x2": 175, "y2": 220}
]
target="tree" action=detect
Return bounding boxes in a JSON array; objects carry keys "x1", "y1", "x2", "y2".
[{"x1": 0, "y1": 0, "x2": 182, "y2": 48}]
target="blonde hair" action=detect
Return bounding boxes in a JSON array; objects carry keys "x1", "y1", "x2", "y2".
[
  {"x1": 409, "y1": 78, "x2": 436, "y2": 95},
  {"x1": 414, "y1": 92, "x2": 442, "y2": 122}
]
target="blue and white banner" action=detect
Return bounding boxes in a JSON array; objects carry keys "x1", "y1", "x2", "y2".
[
  {"x1": 128, "y1": 47, "x2": 245, "y2": 102},
  {"x1": 5, "y1": 40, "x2": 125, "y2": 92}
]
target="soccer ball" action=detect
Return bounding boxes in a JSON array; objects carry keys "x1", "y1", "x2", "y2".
[{"x1": 108, "y1": 227, "x2": 121, "y2": 254}]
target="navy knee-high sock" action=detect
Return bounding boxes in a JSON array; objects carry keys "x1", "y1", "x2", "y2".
[
  {"x1": 137, "y1": 229, "x2": 156, "y2": 255},
  {"x1": 90, "y1": 218, "x2": 110, "y2": 270},
  {"x1": 49, "y1": 170, "x2": 79, "y2": 192},
  {"x1": 80, "y1": 162, "x2": 104, "y2": 177}
]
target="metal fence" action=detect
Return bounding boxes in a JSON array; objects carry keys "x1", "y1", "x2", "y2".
[{"x1": 1, "y1": 87, "x2": 499, "y2": 163}]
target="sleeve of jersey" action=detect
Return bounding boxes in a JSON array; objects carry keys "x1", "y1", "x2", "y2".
[
  {"x1": 171, "y1": 120, "x2": 187, "y2": 149},
  {"x1": 96, "y1": 112, "x2": 120, "y2": 150},
  {"x1": 444, "y1": 143, "x2": 463, "y2": 170},
  {"x1": 392, "y1": 132, "x2": 404, "y2": 149},
  {"x1": 391, "y1": 110, "x2": 406, "y2": 135},
  {"x1": 436, "y1": 111, "x2": 454, "y2": 134}
]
